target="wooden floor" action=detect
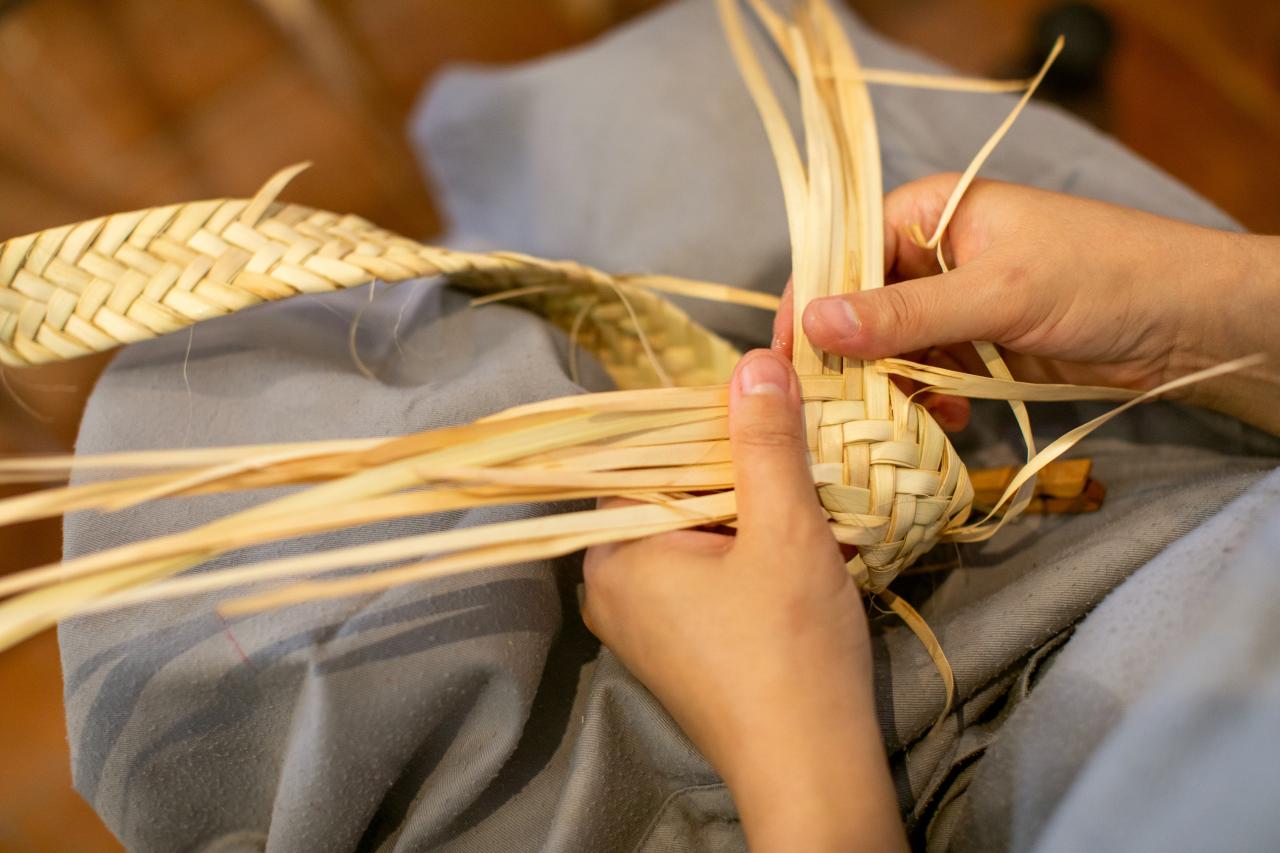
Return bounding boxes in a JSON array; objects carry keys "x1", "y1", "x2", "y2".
[
  {"x1": 0, "y1": 632, "x2": 118, "y2": 852},
  {"x1": 0, "y1": 0, "x2": 1276, "y2": 848}
]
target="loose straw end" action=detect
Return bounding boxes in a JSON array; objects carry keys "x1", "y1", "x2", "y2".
[
  {"x1": 218, "y1": 589, "x2": 292, "y2": 618},
  {"x1": 878, "y1": 588, "x2": 955, "y2": 728},
  {"x1": 240, "y1": 162, "x2": 313, "y2": 227},
  {"x1": 906, "y1": 222, "x2": 929, "y2": 249}
]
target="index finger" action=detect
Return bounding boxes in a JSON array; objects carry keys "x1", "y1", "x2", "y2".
[{"x1": 884, "y1": 173, "x2": 958, "y2": 281}]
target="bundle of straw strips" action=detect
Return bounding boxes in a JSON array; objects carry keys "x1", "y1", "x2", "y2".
[{"x1": 0, "y1": 0, "x2": 1254, "y2": 714}]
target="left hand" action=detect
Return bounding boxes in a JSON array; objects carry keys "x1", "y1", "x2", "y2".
[{"x1": 582, "y1": 348, "x2": 907, "y2": 853}]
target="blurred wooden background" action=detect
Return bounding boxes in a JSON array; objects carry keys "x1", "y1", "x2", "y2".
[{"x1": 0, "y1": 0, "x2": 1276, "y2": 849}]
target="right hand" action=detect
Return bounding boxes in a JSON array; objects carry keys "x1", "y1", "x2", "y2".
[
  {"x1": 771, "y1": 174, "x2": 1280, "y2": 435},
  {"x1": 583, "y1": 349, "x2": 907, "y2": 852}
]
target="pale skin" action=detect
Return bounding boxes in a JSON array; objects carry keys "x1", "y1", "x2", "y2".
[{"x1": 582, "y1": 175, "x2": 1280, "y2": 850}]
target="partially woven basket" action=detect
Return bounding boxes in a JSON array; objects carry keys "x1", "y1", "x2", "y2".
[
  {"x1": 0, "y1": 163, "x2": 744, "y2": 391},
  {"x1": 0, "y1": 179, "x2": 972, "y2": 597}
]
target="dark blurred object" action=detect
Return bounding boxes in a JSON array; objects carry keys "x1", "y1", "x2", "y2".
[
  {"x1": 1019, "y1": 3, "x2": 1115, "y2": 127},
  {"x1": 1029, "y1": 4, "x2": 1113, "y2": 97}
]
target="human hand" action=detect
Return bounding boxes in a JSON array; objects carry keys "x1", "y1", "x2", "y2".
[
  {"x1": 772, "y1": 174, "x2": 1280, "y2": 435},
  {"x1": 582, "y1": 348, "x2": 906, "y2": 852}
]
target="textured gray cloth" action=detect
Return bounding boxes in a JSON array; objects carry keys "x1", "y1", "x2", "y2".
[
  {"x1": 941, "y1": 468, "x2": 1280, "y2": 853},
  {"x1": 1031, "y1": 470, "x2": 1280, "y2": 853},
  {"x1": 59, "y1": 1, "x2": 1279, "y2": 851}
]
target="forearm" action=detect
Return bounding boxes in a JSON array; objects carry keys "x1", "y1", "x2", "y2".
[
  {"x1": 718, "y1": 686, "x2": 907, "y2": 852},
  {"x1": 1174, "y1": 232, "x2": 1280, "y2": 436}
]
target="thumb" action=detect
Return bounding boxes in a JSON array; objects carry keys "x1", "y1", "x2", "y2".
[
  {"x1": 801, "y1": 262, "x2": 1026, "y2": 359},
  {"x1": 728, "y1": 350, "x2": 828, "y2": 549},
  {"x1": 771, "y1": 278, "x2": 795, "y2": 358}
]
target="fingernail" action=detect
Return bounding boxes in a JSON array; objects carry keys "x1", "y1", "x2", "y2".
[
  {"x1": 738, "y1": 352, "x2": 789, "y2": 396},
  {"x1": 808, "y1": 298, "x2": 860, "y2": 340}
]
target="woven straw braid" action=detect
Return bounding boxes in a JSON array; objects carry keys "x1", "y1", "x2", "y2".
[{"x1": 0, "y1": 167, "x2": 740, "y2": 391}]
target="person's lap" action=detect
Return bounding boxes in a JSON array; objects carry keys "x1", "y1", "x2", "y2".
[{"x1": 61, "y1": 2, "x2": 1280, "y2": 850}]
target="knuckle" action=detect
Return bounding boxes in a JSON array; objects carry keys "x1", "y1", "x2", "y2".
[
  {"x1": 995, "y1": 257, "x2": 1034, "y2": 291},
  {"x1": 988, "y1": 257, "x2": 1043, "y2": 343},
  {"x1": 878, "y1": 285, "x2": 924, "y2": 344},
  {"x1": 736, "y1": 417, "x2": 803, "y2": 451},
  {"x1": 583, "y1": 538, "x2": 666, "y2": 599},
  {"x1": 582, "y1": 548, "x2": 617, "y2": 596}
]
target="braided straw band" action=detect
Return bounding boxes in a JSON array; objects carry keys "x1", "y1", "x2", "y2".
[{"x1": 0, "y1": 163, "x2": 753, "y2": 391}]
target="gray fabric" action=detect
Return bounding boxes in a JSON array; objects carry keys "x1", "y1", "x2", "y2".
[
  {"x1": 1032, "y1": 470, "x2": 1280, "y2": 853},
  {"x1": 937, "y1": 469, "x2": 1280, "y2": 852},
  {"x1": 59, "y1": 1, "x2": 1278, "y2": 851}
]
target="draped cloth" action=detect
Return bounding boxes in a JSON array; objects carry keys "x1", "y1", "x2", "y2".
[{"x1": 61, "y1": 2, "x2": 1280, "y2": 850}]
